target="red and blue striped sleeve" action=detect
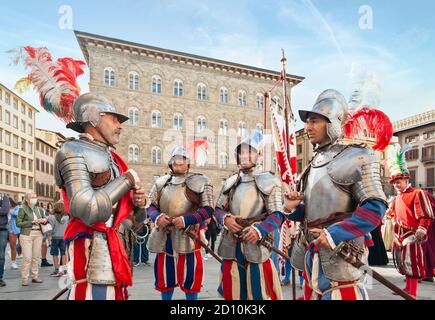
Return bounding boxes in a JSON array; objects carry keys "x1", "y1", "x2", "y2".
[
  {"x1": 183, "y1": 206, "x2": 214, "y2": 226},
  {"x1": 327, "y1": 199, "x2": 386, "y2": 244},
  {"x1": 364, "y1": 233, "x2": 374, "y2": 247},
  {"x1": 148, "y1": 204, "x2": 161, "y2": 223},
  {"x1": 254, "y1": 211, "x2": 285, "y2": 238},
  {"x1": 214, "y1": 208, "x2": 229, "y2": 226}
]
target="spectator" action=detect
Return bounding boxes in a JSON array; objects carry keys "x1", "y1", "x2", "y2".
[
  {"x1": 8, "y1": 198, "x2": 21, "y2": 270},
  {"x1": 368, "y1": 225, "x2": 389, "y2": 266},
  {"x1": 16, "y1": 192, "x2": 48, "y2": 286},
  {"x1": 47, "y1": 201, "x2": 68, "y2": 277},
  {"x1": 0, "y1": 193, "x2": 11, "y2": 287},
  {"x1": 205, "y1": 216, "x2": 218, "y2": 258},
  {"x1": 39, "y1": 202, "x2": 52, "y2": 268},
  {"x1": 382, "y1": 197, "x2": 395, "y2": 251}
]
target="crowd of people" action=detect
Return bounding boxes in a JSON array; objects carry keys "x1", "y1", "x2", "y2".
[{"x1": 0, "y1": 192, "x2": 70, "y2": 287}]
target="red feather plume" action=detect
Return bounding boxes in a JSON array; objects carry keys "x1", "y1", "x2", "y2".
[
  {"x1": 10, "y1": 46, "x2": 86, "y2": 123},
  {"x1": 343, "y1": 106, "x2": 393, "y2": 150}
]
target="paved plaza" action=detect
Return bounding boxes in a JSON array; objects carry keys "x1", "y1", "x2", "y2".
[{"x1": 0, "y1": 248, "x2": 433, "y2": 300}]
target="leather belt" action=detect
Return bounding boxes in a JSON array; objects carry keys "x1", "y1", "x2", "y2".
[{"x1": 306, "y1": 212, "x2": 349, "y2": 229}]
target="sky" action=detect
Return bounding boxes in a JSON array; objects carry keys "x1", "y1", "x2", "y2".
[{"x1": 0, "y1": 0, "x2": 434, "y2": 136}]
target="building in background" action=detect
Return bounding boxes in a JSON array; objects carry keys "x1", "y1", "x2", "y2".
[
  {"x1": 75, "y1": 30, "x2": 304, "y2": 194},
  {"x1": 35, "y1": 128, "x2": 65, "y2": 208},
  {"x1": 0, "y1": 83, "x2": 37, "y2": 202},
  {"x1": 393, "y1": 110, "x2": 435, "y2": 195}
]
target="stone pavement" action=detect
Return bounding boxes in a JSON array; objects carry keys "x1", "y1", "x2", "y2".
[{"x1": 0, "y1": 249, "x2": 433, "y2": 300}]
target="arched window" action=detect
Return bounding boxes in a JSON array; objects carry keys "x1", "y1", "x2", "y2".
[
  {"x1": 173, "y1": 113, "x2": 183, "y2": 130},
  {"x1": 256, "y1": 123, "x2": 264, "y2": 134},
  {"x1": 219, "y1": 87, "x2": 228, "y2": 104},
  {"x1": 256, "y1": 94, "x2": 264, "y2": 109},
  {"x1": 104, "y1": 67, "x2": 115, "y2": 86},
  {"x1": 128, "y1": 71, "x2": 139, "y2": 90},
  {"x1": 238, "y1": 121, "x2": 247, "y2": 137},
  {"x1": 152, "y1": 146, "x2": 162, "y2": 164},
  {"x1": 197, "y1": 83, "x2": 207, "y2": 100},
  {"x1": 197, "y1": 116, "x2": 206, "y2": 132},
  {"x1": 152, "y1": 75, "x2": 162, "y2": 94},
  {"x1": 151, "y1": 110, "x2": 162, "y2": 128},
  {"x1": 219, "y1": 152, "x2": 229, "y2": 169},
  {"x1": 219, "y1": 119, "x2": 228, "y2": 136},
  {"x1": 174, "y1": 79, "x2": 183, "y2": 97},
  {"x1": 238, "y1": 90, "x2": 247, "y2": 106},
  {"x1": 128, "y1": 144, "x2": 139, "y2": 163},
  {"x1": 128, "y1": 107, "x2": 139, "y2": 125}
]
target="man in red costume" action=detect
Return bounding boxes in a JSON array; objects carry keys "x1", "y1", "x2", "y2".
[{"x1": 387, "y1": 145, "x2": 434, "y2": 298}]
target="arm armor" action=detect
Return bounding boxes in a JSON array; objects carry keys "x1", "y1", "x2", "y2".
[
  {"x1": 327, "y1": 146, "x2": 388, "y2": 206},
  {"x1": 186, "y1": 174, "x2": 214, "y2": 208},
  {"x1": 255, "y1": 172, "x2": 284, "y2": 214},
  {"x1": 55, "y1": 141, "x2": 134, "y2": 226}
]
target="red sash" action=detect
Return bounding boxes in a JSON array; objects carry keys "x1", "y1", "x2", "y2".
[{"x1": 62, "y1": 151, "x2": 133, "y2": 293}]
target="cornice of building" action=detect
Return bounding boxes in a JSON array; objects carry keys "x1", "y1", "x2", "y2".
[
  {"x1": 0, "y1": 82, "x2": 39, "y2": 113},
  {"x1": 74, "y1": 30, "x2": 305, "y2": 85},
  {"x1": 393, "y1": 109, "x2": 435, "y2": 133},
  {"x1": 36, "y1": 128, "x2": 66, "y2": 141}
]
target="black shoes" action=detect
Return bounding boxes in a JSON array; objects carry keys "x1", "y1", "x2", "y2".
[
  {"x1": 41, "y1": 259, "x2": 53, "y2": 267},
  {"x1": 0, "y1": 279, "x2": 6, "y2": 287}
]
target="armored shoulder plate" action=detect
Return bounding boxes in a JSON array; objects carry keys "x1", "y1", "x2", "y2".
[
  {"x1": 55, "y1": 139, "x2": 111, "y2": 186},
  {"x1": 254, "y1": 172, "x2": 281, "y2": 196},
  {"x1": 185, "y1": 173, "x2": 210, "y2": 194},
  {"x1": 327, "y1": 145, "x2": 387, "y2": 205},
  {"x1": 327, "y1": 145, "x2": 374, "y2": 185},
  {"x1": 222, "y1": 173, "x2": 239, "y2": 194},
  {"x1": 154, "y1": 175, "x2": 172, "y2": 193},
  {"x1": 149, "y1": 175, "x2": 172, "y2": 207}
]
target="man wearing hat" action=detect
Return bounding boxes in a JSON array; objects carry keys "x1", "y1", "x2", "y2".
[
  {"x1": 386, "y1": 144, "x2": 434, "y2": 298},
  {"x1": 147, "y1": 146, "x2": 214, "y2": 300},
  {"x1": 214, "y1": 131, "x2": 284, "y2": 300},
  {"x1": 55, "y1": 93, "x2": 147, "y2": 300},
  {"x1": 283, "y1": 89, "x2": 388, "y2": 300}
]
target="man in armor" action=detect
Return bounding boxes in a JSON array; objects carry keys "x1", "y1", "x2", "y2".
[
  {"x1": 386, "y1": 148, "x2": 434, "y2": 298},
  {"x1": 55, "y1": 93, "x2": 147, "y2": 300},
  {"x1": 284, "y1": 89, "x2": 388, "y2": 300},
  {"x1": 147, "y1": 146, "x2": 214, "y2": 300},
  {"x1": 214, "y1": 131, "x2": 284, "y2": 300}
]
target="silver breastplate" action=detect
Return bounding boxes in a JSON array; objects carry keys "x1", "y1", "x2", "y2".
[
  {"x1": 304, "y1": 164, "x2": 354, "y2": 222},
  {"x1": 229, "y1": 173, "x2": 265, "y2": 219},
  {"x1": 159, "y1": 183, "x2": 195, "y2": 217}
]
